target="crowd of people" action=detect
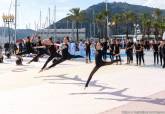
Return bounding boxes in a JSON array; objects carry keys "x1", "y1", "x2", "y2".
[
  {"x1": 83, "y1": 38, "x2": 165, "y2": 68},
  {"x1": 0, "y1": 36, "x2": 165, "y2": 87},
  {"x1": 1, "y1": 36, "x2": 165, "y2": 69}
]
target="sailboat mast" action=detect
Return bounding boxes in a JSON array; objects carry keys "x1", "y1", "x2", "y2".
[{"x1": 14, "y1": 0, "x2": 17, "y2": 43}]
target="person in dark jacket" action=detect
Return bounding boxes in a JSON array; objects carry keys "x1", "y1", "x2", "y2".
[
  {"x1": 114, "y1": 40, "x2": 121, "y2": 65},
  {"x1": 159, "y1": 41, "x2": 164, "y2": 66},
  {"x1": 161, "y1": 40, "x2": 165, "y2": 68},
  {"x1": 85, "y1": 40, "x2": 91, "y2": 63},
  {"x1": 135, "y1": 41, "x2": 142, "y2": 66},
  {"x1": 102, "y1": 39, "x2": 108, "y2": 61},
  {"x1": 152, "y1": 40, "x2": 159, "y2": 65},
  {"x1": 125, "y1": 40, "x2": 134, "y2": 64},
  {"x1": 109, "y1": 40, "x2": 115, "y2": 61},
  {"x1": 0, "y1": 45, "x2": 3, "y2": 63}
]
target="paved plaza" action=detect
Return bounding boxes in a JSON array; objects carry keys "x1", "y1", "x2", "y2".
[{"x1": 0, "y1": 51, "x2": 165, "y2": 114}]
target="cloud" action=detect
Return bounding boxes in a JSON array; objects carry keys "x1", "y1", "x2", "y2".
[{"x1": 144, "y1": 0, "x2": 165, "y2": 9}]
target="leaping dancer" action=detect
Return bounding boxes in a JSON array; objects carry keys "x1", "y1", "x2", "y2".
[
  {"x1": 16, "y1": 36, "x2": 37, "y2": 65},
  {"x1": 85, "y1": 42, "x2": 120, "y2": 88},
  {"x1": 39, "y1": 37, "x2": 62, "y2": 72},
  {"x1": 27, "y1": 36, "x2": 51, "y2": 64},
  {"x1": 42, "y1": 36, "x2": 83, "y2": 71}
]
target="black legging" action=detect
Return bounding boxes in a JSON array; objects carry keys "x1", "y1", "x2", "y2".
[
  {"x1": 41, "y1": 53, "x2": 62, "y2": 70},
  {"x1": 86, "y1": 50, "x2": 91, "y2": 62},
  {"x1": 47, "y1": 54, "x2": 84, "y2": 70},
  {"x1": 102, "y1": 50, "x2": 107, "y2": 60},
  {"x1": 28, "y1": 50, "x2": 50, "y2": 64},
  {"x1": 163, "y1": 57, "x2": 165, "y2": 68},
  {"x1": 154, "y1": 52, "x2": 159, "y2": 64},
  {"x1": 85, "y1": 60, "x2": 120, "y2": 88},
  {"x1": 159, "y1": 53, "x2": 163, "y2": 66},
  {"x1": 115, "y1": 55, "x2": 121, "y2": 63},
  {"x1": 136, "y1": 52, "x2": 142, "y2": 65}
]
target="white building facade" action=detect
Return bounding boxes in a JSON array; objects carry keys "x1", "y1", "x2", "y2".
[{"x1": 37, "y1": 28, "x2": 86, "y2": 41}]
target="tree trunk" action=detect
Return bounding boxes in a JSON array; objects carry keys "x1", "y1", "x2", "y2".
[
  {"x1": 76, "y1": 22, "x2": 79, "y2": 42},
  {"x1": 126, "y1": 23, "x2": 129, "y2": 39}
]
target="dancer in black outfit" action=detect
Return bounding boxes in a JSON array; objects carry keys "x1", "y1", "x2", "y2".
[
  {"x1": 152, "y1": 40, "x2": 159, "y2": 65},
  {"x1": 102, "y1": 39, "x2": 108, "y2": 61},
  {"x1": 109, "y1": 40, "x2": 115, "y2": 61},
  {"x1": 135, "y1": 41, "x2": 141, "y2": 66},
  {"x1": 126, "y1": 40, "x2": 134, "y2": 64},
  {"x1": 114, "y1": 40, "x2": 121, "y2": 65},
  {"x1": 85, "y1": 42, "x2": 120, "y2": 88},
  {"x1": 27, "y1": 36, "x2": 50, "y2": 64},
  {"x1": 85, "y1": 40, "x2": 91, "y2": 63},
  {"x1": 39, "y1": 37, "x2": 62, "y2": 72},
  {"x1": 140, "y1": 40, "x2": 145, "y2": 65},
  {"x1": 159, "y1": 41, "x2": 163, "y2": 66},
  {"x1": 46, "y1": 37, "x2": 83, "y2": 70},
  {"x1": 0, "y1": 45, "x2": 3, "y2": 63},
  {"x1": 16, "y1": 36, "x2": 37, "y2": 65},
  {"x1": 16, "y1": 36, "x2": 36, "y2": 56},
  {"x1": 161, "y1": 40, "x2": 165, "y2": 68}
]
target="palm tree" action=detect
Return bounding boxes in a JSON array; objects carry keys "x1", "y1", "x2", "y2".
[
  {"x1": 122, "y1": 11, "x2": 135, "y2": 39},
  {"x1": 95, "y1": 10, "x2": 108, "y2": 40},
  {"x1": 112, "y1": 14, "x2": 122, "y2": 35},
  {"x1": 68, "y1": 8, "x2": 84, "y2": 42},
  {"x1": 153, "y1": 8, "x2": 161, "y2": 39},
  {"x1": 141, "y1": 13, "x2": 151, "y2": 39},
  {"x1": 146, "y1": 19, "x2": 152, "y2": 40},
  {"x1": 160, "y1": 17, "x2": 165, "y2": 36}
]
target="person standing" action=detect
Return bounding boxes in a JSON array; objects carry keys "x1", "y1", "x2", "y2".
[
  {"x1": 85, "y1": 40, "x2": 91, "y2": 63},
  {"x1": 126, "y1": 40, "x2": 134, "y2": 64},
  {"x1": 109, "y1": 40, "x2": 115, "y2": 61},
  {"x1": 152, "y1": 40, "x2": 159, "y2": 65},
  {"x1": 16, "y1": 36, "x2": 36, "y2": 56},
  {"x1": 140, "y1": 40, "x2": 145, "y2": 65},
  {"x1": 114, "y1": 39, "x2": 121, "y2": 65},
  {"x1": 161, "y1": 40, "x2": 165, "y2": 68},
  {"x1": 159, "y1": 40, "x2": 164, "y2": 66},
  {"x1": 135, "y1": 41, "x2": 141, "y2": 66},
  {"x1": 102, "y1": 39, "x2": 108, "y2": 61},
  {"x1": 0, "y1": 45, "x2": 3, "y2": 63}
]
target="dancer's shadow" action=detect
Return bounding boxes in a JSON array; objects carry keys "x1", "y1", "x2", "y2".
[
  {"x1": 144, "y1": 64, "x2": 162, "y2": 69},
  {"x1": 12, "y1": 68, "x2": 27, "y2": 72},
  {"x1": 35, "y1": 74, "x2": 114, "y2": 91},
  {"x1": 70, "y1": 88, "x2": 165, "y2": 106}
]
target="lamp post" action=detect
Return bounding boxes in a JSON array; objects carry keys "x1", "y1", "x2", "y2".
[
  {"x1": 134, "y1": 24, "x2": 139, "y2": 42},
  {"x1": 108, "y1": 21, "x2": 115, "y2": 39},
  {"x1": 2, "y1": 14, "x2": 14, "y2": 44}
]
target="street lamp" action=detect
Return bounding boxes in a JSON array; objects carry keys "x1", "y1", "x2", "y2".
[
  {"x1": 134, "y1": 24, "x2": 140, "y2": 42},
  {"x1": 108, "y1": 21, "x2": 115, "y2": 39},
  {"x1": 2, "y1": 14, "x2": 15, "y2": 45}
]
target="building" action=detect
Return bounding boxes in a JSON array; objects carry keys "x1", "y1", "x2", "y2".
[{"x1": 36, "y1": 28, "x2": 86, "y2": 41}]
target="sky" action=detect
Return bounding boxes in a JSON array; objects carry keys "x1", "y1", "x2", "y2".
[{"x1": 0, "y1": 0, "x2": 164, "y2": 29}]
